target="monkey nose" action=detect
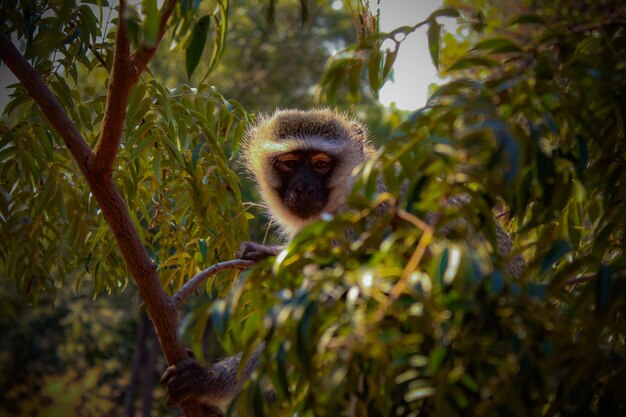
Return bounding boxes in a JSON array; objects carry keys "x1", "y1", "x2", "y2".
[{"x1": 295, "y1": 185, "x2": 315, "y2": 197}]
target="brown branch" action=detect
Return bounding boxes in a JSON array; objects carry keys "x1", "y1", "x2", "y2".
[
  {"x1": 92, "y1": 0, "x2": 177, "y2": 176},
  {"x1": 0, "y1": 32, "x2": 94, "y2": 172},
  {"x1": 172, "y1": 259, "x2": 255, "y2": 308},
  {"x1": 91, "y1": 0, "x2": 135, "y2": 176},
  {"x1": 132, "y1": 0, "x2": 178, "y2": 74}
]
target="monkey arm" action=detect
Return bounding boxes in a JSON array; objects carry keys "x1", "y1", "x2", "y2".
[
  {"x1": 161, "y1": 344, "x2": 264, "y2": 411},
  {"x1": 237, "y1": 242, "x2": 285, "y2": 262}
]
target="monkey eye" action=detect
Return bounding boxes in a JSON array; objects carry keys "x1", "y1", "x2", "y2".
[
  {"x1": 277, "y1": 157, "x2": 300, "y2": 171},
  {"x1": 310, "y1": 152, "x2": 333, "y2": 173},
  {"x1": 313, "y1": 160, "x2": 329, "y2": 170}
]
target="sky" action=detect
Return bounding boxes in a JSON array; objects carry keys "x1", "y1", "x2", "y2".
[{"x1": 378, "y1": 0, "x2": 445, "y2": 110}]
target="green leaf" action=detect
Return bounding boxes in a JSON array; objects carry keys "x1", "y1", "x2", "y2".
[
  {"x1": 204, "y1": 1, "x2": 229, "y2": 76},
  {"x1": 211, "y1": 299, "x2": 229, "y2": 336},
  {"x1": 198, "y1": 238, "x2": 208, "y2": 261},
  {"x1": 430, "y1": 7, "x2": 460, "y2": 19},
  {"x1": 142, "y1": 0, "x2": 159, "y2": 47},
  {"x1": 347, "y1": 60, "x2": 362, "y2": 101},
  {"x1": 368, "y1": 46, "x2": 381, "y2": 95},
  {"x1": 510, "y1": 14, "x2": 547, "y2": 26},
  {"x1": 296, "y1": 301, "x2": 315, "y2": 376},
  {"x1": 540, "y1": 239, "x2": 571, "y2": 274},
  {"x1": 427, "y1": 19, "x2": 441, "y2": 70},
  {"x1": 447, "y1": 56, "x2": 499, "y2": 71},
  {"x1": 473, "y1": 38, "x2": 522, "y2": 53},
  {"x1": 186, "y1": 15, "x2": 211, "y2": 79},
  {"x1": 428, "y1": 346, "x2": 447, "y2": 374},
  {"x1": 276, "y1": 342, "x2": 291, "y2": 399},
  {"x1": 382, "y1": 47, "x2": 398, "y2": 81}
]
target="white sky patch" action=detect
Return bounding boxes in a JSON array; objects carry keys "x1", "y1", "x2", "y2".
[{"x1": 378, "y1": 0, "x2": 444, "y2": 110}]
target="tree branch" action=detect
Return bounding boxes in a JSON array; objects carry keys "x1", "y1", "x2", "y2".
[
  {"x1": 172, "y1": 259, "x2": 255, "y2": 308},
  {"x1": 91, "y1": 0, "x2": 135, "y2": 176},
  {"x1": 132, "y1": 0, "x2": 178, "y2": 73},
  {"x1": 91, "y1": 0, "x2": 178, "y2": 176},
  {"x1": 0, "y1": 32, "x2": 94, "y2": 173}
]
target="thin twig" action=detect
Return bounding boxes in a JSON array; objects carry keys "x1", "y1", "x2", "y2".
[
  {"x1": 396, "y1": 208, "x2": 430, "y2": 231},
  {"x1": 565, "y1": 274, "x2": 594, "y2": 286},
  {"x1": 90, "y1": 44, "x2": 109, "y2": 71},
  {"x1": 495, "y1": 210, "x2": 511, "y2": 219},
  {"x1": 373, "y1": 210, "x2": 435, "y2": 323},
  {"x1": 172, "y1": 259, "x2": 255, "y2": 308}
]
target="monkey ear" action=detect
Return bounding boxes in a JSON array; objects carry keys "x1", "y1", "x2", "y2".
[
  {"x1": 350, "y1": 122, "x2": 366, "y2": 140},
  {"x1": 349, "y1": 121, "x2": 368, "y2": 155},
  {"x1": 350, "y1": 121, "x2": 367, "y2": 143}
]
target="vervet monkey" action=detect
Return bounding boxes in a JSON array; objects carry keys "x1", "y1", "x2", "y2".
[
  {"x1": 162, "y1": 109, "x2": 371, "y2": 412},
  {"x1": 161, "y1": 109, "x2": 524, "y2": 413},
  {"x1": 237, "y1": 109, "x2": 376, "y2": 261}
]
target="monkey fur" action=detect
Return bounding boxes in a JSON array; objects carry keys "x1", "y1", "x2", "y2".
[
  {"x1": 162, "y1": 109, "x2": 525, "y2": 414},
  {"x1": 237, "y1": 109, "x2": 375, "y2": 261},
  {"x1": 160, "y1": 345, "x2": 263, "y2": 413}
]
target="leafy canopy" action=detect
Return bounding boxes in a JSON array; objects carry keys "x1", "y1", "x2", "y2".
[
  {"x1": 1, "y1": 0, "x2": 625, "y2": 416},
  {"x1": 207, "y1": 1, "x2": 625, "y2": 416}
]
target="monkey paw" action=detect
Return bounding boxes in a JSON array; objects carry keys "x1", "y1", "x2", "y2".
[
  {"x1": 160, "y1": 358, "x2": 213, "y2": 407},
  {"x1": 237, "y1": 242, "x2": 282, "y2": 262}
]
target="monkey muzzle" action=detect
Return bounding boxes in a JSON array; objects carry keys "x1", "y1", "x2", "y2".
[{"x1": 284, "y1": 185, "x2": 327, "y2": 219}]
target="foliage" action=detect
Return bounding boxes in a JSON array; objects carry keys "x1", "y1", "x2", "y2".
[
  {"x1": 202, "y1": 1, "x2": 626, "y2": 416},
  {"x1": 149, "y1": 0, "x2": 358, "y2": 112},
  {"x1": 2, "y1": 0, "x2": 626, "y2": 416},
  {"x1": 0, "y1": 1, "x2": 357, "y2": 416},
  {"x1": 0, "y1": 282, "x2": 142, "y2": 417},
  {"x1": 1, "y1": 0, "x2": 249, "y2": 300}
]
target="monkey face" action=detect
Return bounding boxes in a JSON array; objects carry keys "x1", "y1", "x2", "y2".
[{"x1": 272, "y1": 150, "x2": 336, "y2": 219}]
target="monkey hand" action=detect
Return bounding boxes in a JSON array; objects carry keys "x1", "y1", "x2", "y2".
[
  {"x1": 161, "y1": 358, "x2": 218, "y2": 407},
  {"x1": 237, "y1": 242, "x2": 284, "y2": 262}
]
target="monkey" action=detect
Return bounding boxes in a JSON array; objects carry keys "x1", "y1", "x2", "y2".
[
  {"x1": 161, "y1": 109, "x2": 525, "y2": 414},
  {"x1": 161, "y1": 110, "x2": 374, "y2": 414},
  {"x1": 236, "y1": 109, "x2": 524, "y2": 276},
  {"x1": 237, "y1": 108, "x2": 377, "y2": 261}
]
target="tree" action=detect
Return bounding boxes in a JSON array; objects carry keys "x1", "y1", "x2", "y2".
[
  {"x1": 217, "y1": 1, "x2": 626, "y2": 415},
  {"x1": 0, "y1": 1, "x2": 253, "y2": 416}
]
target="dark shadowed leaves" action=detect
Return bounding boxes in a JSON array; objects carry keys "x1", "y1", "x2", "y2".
[{"x1": 186, "y1": 15, "x2": 211, "y2": 79}]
